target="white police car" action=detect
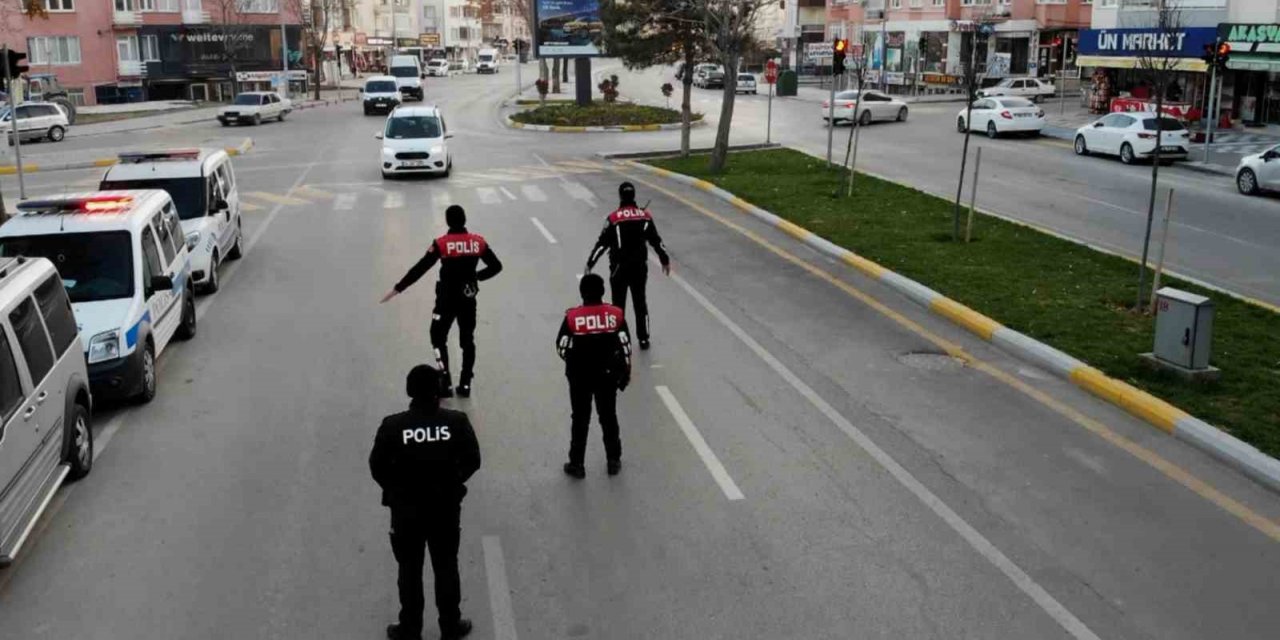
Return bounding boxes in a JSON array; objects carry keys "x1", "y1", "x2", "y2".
[
  {"x1": 0, "y1": 191, "x2": 197, "y2": 403},
  {"x1": 100, "y1": 148, "x2": 243, "y2": 295}
]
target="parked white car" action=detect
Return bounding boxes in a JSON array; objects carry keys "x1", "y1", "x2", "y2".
[
  {"x1": 426, "y1": 59, "x2": 451, "y2": 77},
  {"x1": 377, "y1": 105, "x2": 453, "y2": 178},
  {"x1": 217, "y1": 92, "x2": 291, "y2": 126},
  {"x1": 820, "y1": 90, "x2": 908, "y2": 126},
  {"x1": 3, "y1": 102, "x2": 70, "y2": 144},
  {"x1": 736, "y1": 73, "x2": 758, "y2": 94},
  {"x1": 977, "y1": 77, "x2": 1056, "y2": 102},
  {"x1": 1073, "y1": 112, "x2": 1190, "y2": 165},
  {"x1": 957, "y1": 96, "x2": 1045, "y2": 138},
  {"x1": 1235, "y1": 144, "x2": 1280, "y2": 195}
]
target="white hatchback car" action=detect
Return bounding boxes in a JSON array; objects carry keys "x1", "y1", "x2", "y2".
[
  {"x1": 957, "y1": 96, "x2": 1045, "y2": 138},
  {"x1": 821, "y1": 90, "x2": 908, "y2": 126},
  {"x1": 377, "y1": 105, "x2": 453, "y2": 178},
  {"x1": 736, "y1": 73, "x2": 758, "y2": 95},
  {"x1": 217, "y1": 92, "x2": 292, "y2": 126},
  {"x1": 1235, "y1": 144, "x2": 1280, "y2": 195},
  {"x1": 3, "y1": 102, "x2": 70, "y2": 144},
  {"x1": 1074, "y1": 112, "x2": 1191, "y2": 165}
]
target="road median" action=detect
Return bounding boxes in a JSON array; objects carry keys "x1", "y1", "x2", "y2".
[{"x1": 628, "y1": 148, "x2": 1280, "y2": 493}]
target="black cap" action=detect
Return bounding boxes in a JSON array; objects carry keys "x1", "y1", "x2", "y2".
[
  {"x1": 406, "y1": 364, "x2": 441, "y2": 401},
  {"x1": 579, "y1": 273, "x2": 605, "y2": 302},
  {"x1": 445, "y1": 205, "x2": 466, "y2": 230},
  {"x1": 618, "y1": 182, "x2": 636, "y2": 205}
]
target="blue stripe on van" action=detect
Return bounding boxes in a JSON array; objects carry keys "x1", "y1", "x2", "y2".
[{"x1": 125, "y1": 310, "x2": 151, "y2": 349}]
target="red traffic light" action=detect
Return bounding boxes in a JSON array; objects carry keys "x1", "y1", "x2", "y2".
[
  {"x1": 834, "y1": 39, "x2": 847, "y2": 53},
  {"x1": 1218, "y1": 42, "x2": 1231, "y2": 56},
  {"x1": 1052, "y1": 36, "x2": 1063, "y2": 48}
]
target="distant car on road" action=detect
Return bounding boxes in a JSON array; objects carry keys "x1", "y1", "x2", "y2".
[
  {"x1": 1074, "y1": 112, "x2": 1190, "y2": 165},
  {"x1": 426, "y1": 59, "x2": 451, "y2": 77},
  {"x1": 361, "y1": 76, "x2": 402, "y2": 115},
  {"x1": 693, "y1": 64, "x2": 724, "y2": 89},
  {"x1": 217, "y1": 92, "x2": 291, "y2": 126},
  {"x1": 957, "y1": 96, "x2": 1045, "y2": 138},
  {"x1": 821, "y1": 90, "x2": 908, "y2": 126},
  {"x1": 2, "y1": 102, "x2": 70, "y2": 144},
  {"x1": 736, "y1": 73, "x2": 758, "y2": 95},
  {"x1": 1235, "y1": 144, "x2": 1280, "y2": 195},
  {"x1": 977, "y1": 77, "x2": 1056, "y2": 102},
  {"x1": 377, "y1": 105, "x2": 453, "y2": 179}
]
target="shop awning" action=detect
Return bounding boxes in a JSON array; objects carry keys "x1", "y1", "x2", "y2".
[{"x1": 1077, "y1": 55, "x2": 1207, "y2": 72}]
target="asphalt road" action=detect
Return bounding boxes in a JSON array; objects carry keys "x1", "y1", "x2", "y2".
[{"x1": 0, "y1": 66, "x2": 1278, "y2": 639}]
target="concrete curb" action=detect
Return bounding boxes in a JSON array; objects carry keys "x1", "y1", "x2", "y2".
[
  {"x1": 622, "y1": 159, "x2": 1280, "y2": 494},
  {"x1": 505, "y1": 115, "x2": 702, "y2": 133},
  {"x1": 597, "y1": 143, "x2": 782, "y2": 160},
  {"x1": 0, "y1": 137, "x2": 254, "y2": 175}
]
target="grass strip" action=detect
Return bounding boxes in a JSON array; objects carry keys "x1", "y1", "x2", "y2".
[
  {"x1": 511, "y1": 103, "x2": 699, "y2": 127},
  {"x1": 648, "y1": 148, "x2": 1280, "y2": 458}
]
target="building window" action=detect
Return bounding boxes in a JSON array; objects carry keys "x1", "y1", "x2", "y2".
[
  {"x1": 1036, "y1": 0, "x2": 1066, "y2": 4},
  {"x1": 961, "y1": 0, "x2": 992, "y2": 5},
  {"x1": 909, "y1": 0, "x2": 923, "y2": 7},
  {"x1": 114, "y1": 0, "x2": 134, "y2": 10},
  {"x1": 449, "y1": 6, "x2": 459, "y2": 17},
  {"x1": 43, "y1": 0, "x2": 74, "y2": 11},
  {"x1": 141, "y1": 34, "x2": 160, "y2": 61},
  {"x1": 1099, "y1": 0, "x2": 1118, "y2": 6},
  {"x1": 451, "y1": 27, "x2": 459, "y2": 41},
  {"x1": 117, "y1": 35, "x2": 140, "y2": 62},
  {"x1": 65, "y1": 89, "x2": 86, "y2": 106},
  {"x1": 27, "y1": 36, "x2": 81, "y2": 65},
  {"x1": 157, "y1": 0, "x2": 179, "y2": 10},
  {"x1": 236, "y1": 0, "x2": 277, "y2": 13},
  {"x1": 933, "y1": 0, "x2": 943, "y2": 5}
]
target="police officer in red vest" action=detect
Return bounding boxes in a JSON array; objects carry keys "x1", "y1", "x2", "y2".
[
  {"x1": 382, "y1": 205, "x2": 503, "y2": 398},
  {"x1": 557, "y1": 273, "x2": 632, "y2": 478},
  {"x1": 585, "y1": 182, "x2": 670, "y2": 351}
]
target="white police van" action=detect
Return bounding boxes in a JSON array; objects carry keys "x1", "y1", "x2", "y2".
[
  {"x1": 0, "y1": 191, "x2": 197, "y2": 403},
  {"x1": 100, "y1": 148, "x2": 244, "y2": 295}
]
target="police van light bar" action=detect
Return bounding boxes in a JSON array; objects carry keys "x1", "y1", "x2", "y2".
[
  {"x1": 117, "y1": 149, "x2": 202, "y2": 163},
  {"x1": 17, "y1": 195, "x2": 135, "y2": 215}
]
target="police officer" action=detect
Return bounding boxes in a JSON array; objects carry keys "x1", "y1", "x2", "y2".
[
  {"x1": 382, "y1": 205, "x2": 503, "y2": 398},
  {"x1": 557, "y1": 274, "x2": 631, "y2": 478},
  {"x1": 585, "y1": 182, "x2": 670, "y2": 351},
  {"x1": 370, "y1": 364, "x2": 481, "y2": 640}
]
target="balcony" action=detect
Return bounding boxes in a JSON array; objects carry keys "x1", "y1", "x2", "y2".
[
  {"x1": 182, "y1": 9, "x2": 210, "y2": 23},
  {"x1": 113, "y1": 10, "x2": 140, "y2": 27},
  {"x1": 118, "y1": 60, "x2": 146, "y2": 77}
]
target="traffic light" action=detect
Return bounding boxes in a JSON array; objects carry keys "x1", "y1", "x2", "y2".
[
  {"x1": 1202, "y1": 43, "x2": 1215, "y2": 65},
  {"x1": 1217, "y1": 42, "x2": 1231, "y2": 67},
  {"x1": 1051, "y1": 35, "x2": 1063, "y2": 49},
  {"x1": 4, "y1": 48, "x2": 28, "y2": 79},
  {"x1": 833, "y1": 38, "x2": 847, "y2": 75}
]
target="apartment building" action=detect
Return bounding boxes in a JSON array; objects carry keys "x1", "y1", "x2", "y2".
[{"x1": 478, "y1": 0, "x2": 529, "y2": 54}]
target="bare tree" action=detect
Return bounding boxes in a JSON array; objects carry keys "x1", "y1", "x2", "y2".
[
  {"x1": 842, "y1": 48, "x2": 867, "y2": 197},
  {"x1": 287, "y1": 0, "x2": 348, "y2": 100},
  {"x1": 206, "y1": 0, "x2": 260, "y2": 96},
  {"x1": 951, "y1": 18, "x2": 994, "y2": 242},
  {"x1": 698, "y1": 0, "x2": 765, "y2": 173}
]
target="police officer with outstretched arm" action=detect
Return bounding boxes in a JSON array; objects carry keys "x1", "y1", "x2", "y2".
[
  {"x1": 557, "y1": 274, "x2": 632, "y2": 478},
  {"x1": 585, "y1": 182, "x2": 670, "y2": 351},
  {"x1": 382, "y1": 205, "x2": 503, "y2": 398},
  {"x1": 371, "y1": 365, "x2": 481, "y2": 640}
]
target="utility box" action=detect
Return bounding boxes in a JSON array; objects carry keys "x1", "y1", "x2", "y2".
[
  {"x1": 1142, "y1": 287, "x2": 1219, "y2": 381},
  {"x1": 777, "y1": 70, "x2": 798, "y2": 97}
]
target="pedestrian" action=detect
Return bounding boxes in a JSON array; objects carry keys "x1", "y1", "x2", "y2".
[
  {"x1": 584, "y1": 182, "x2": 670, "y2": 351},
  {"x1": 371, "y1": 364, "x2": 481, "y2": 640},
  {"x1": 557, "y1": 273, "x2": 632, "y2": 478},
  {"x1": 382, "y1": 205, "x2": 503, "y2": 398}
]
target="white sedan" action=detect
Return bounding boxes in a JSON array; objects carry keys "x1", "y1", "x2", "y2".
[
  {"x1": 957, "y1": 97, "x2": 1045, "y2": 138},
  {"x1": 1235, "y1": 144, "x2": 1280, "y2": 195},
  {"x1": 820, "y1": 90, "x2": 908, "y2": 126},
  {"x1": 217, "y1": 92, "x2": 292, "y2": 126},
  {"x1": 1073, "y1": 112, "x2": 1191, "y2": 165},
  {"x1": 977, "y1": 77, "x2": 1056, "y2": 102}
]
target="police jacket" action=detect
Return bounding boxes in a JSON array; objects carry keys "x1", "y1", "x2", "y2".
[
  {"x1": 556, "y1": 303, "x2": 632, "y2": 382},
  {"x1": 369, "y1": 402, "x2": 482, "y2": 511},
  {"x1": 395, "y1": 227, "x2": 503, "y2": 299},
  {"x1": 586, "y1": 205, "x2": 670, "y2": 271}
]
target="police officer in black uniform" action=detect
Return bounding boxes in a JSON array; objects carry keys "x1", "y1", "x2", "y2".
[
  {"x1": 585, "y1": 182, "x2": 670, "y2": 351},
  {"x1": 557, "y1": 274, "x2": 632, "y2": 478},
  {"x1": 382, "y1": 205, "x2": 503, "y2": 398},
  {"x1": 371, "y1": 364, "x2": 482, "y2": 640}
]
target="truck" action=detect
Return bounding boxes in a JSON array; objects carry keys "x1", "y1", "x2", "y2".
[
  {"x1": 0, "y1": 73, "x2": 77, "y2": 124},
  {"x1": 477, "y1": 48, "x2": 500, "y2": 74}
]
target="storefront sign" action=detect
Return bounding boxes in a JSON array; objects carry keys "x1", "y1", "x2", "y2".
[
  {"x1": 535, "y1": 0, "x2": 604, "y2": 57},
  {"x1": 140, "y1": 25, "x2": 302, "y2": 79},
  {"x1": 1218, "y1": 23, "x2": 1280, "y2": 44},
  {"x1": 885, "y1": 71, "x2": 905, "y2": 85},
  {"x1": 419, "y1": 33, "x2": 440, "y2": 46},
  {"x1": 922, "y1": 72, "x2": 955, "y2": 85},
  {"x1": 1110, "y1": 97, "x2": 1193, "y2": 119},
  {"x1": 355, "y1": 32, "x2": 368, "y2": 45},
  {"x1": 236, "y1": 70, "x2": 308, "y2": 82},
  {"x1": 1077, "y1": 28, "x2": 1216, "y2": 58},
  {"x1": 805, "y1": 42, "x2": 833, "y2": 61},
  {"x1": 396, "y1": 37, "x2": 418, "y2": 47},
  {"x1": 367, "y1": 36, "x2": 393, "y2": 46}
]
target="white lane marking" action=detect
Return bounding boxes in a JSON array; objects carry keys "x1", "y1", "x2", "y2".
[
  {"x1": 334, "y1": 192, "x2": 356, "y2": 211},
  {"x1": 477, "y1": 187, "x2": 502, "y2": 205},
  {"x1": 383, "y1": 191, "x2": 405, "y2": 209},
  {"x1": 521, "y1": 184, "x2": 547, "y2": 202},
  {"x1": 500, "y1": 186, "x2": 517, "y2": 200},
  {"x1": 482, "y1": 536, "x2": 519, "y2": 640},
  {"x1": 667, "y1": 272, "x2": 1101, "y2": 640},
  {"x1": 655, "y1": 386, "x2": 745, "y2": 501},
  {"x1": 530, "y1": 217, "x2": 558, "y2": 244},
  {"x1": 92, "y1": 413, "x2": 128, "y2": 462},
  {"x1": 431, "y1": 190, "x2": 453, "y2": 211},
  {"x1": 562, "y1": 181, "x2": 596, "y2": 204}
]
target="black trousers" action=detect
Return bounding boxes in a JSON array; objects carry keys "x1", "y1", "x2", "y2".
[
  {"x1": 610, "y1": 263, "x2": 649, "y2": 342},
  {"x1": 389, "y1": 505, "x2": 462, "y2": 636},
  {"x1": 431, "y1": 296, "x2": 477, "y2": 383},
  {"x1": 568, "y1": 375, "x2": 620, "y2": 466}
]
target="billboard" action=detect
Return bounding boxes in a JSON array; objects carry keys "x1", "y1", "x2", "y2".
[{"x1": 535, "y1": 0, "x2": 604, "y2": 57}]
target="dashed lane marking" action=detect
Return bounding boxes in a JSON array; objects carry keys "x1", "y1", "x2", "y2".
[
  {"x1": 530, "y1": 217, "x2": 557, "y2": 244},
  {"x1": 656, "y1": 386, "x2": 745, "y2": 501},
  {"x1": 482, "y1": 536, "x2": 519, "y2": 640},
  {"x1": 521, "y1": 184, "x2": 547, "y2": 202},
  {"x1": 477, "y1": 187, "x2": 502, "y2": 205}
]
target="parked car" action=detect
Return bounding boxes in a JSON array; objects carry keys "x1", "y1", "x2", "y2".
[
  {"x1": 956, "y1": 96, "x2": 1045, "y2": 138},
  {"x1": 1235, "y1": 144, "x2": 1280, "y2": 195},
  {"x1": 694, "y1": 64, "x2": 724, "y2": 89},
  {"x1": 377, "y1": 105, "x2": 453, "y2": 179},
  {"x1": 977, "y1": 77, "x2": 1056, "y2": 102},
  {"x1": 2, "y1": 102, "x2": 70, "y2": 144},
  {"x1": 736, "y1": 73, "x2": 758, "y2": 95},
  {"x1": 217, "y1": 92, "x2": 291, "y2": 126},
  {"x1": 820, "y1": 90, "x2": 908, "y2": 126},
  {"x1": 426, "y1": 59, "x2": 451, "y2": 77},
  {"x1": 1073, "y1": 112, "x2": 1190, "y2": 165}
]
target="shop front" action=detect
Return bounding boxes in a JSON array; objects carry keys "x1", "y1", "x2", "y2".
[
  {"x1": 1218, "y1": 23, "x2": 1280, "y2": 127},
  {"x1": 1076, "y1": 26, "x2": 1215, "y2": 121},
  {"x1": 140, "y1": 24, "x2": 303, "y2": 102}
]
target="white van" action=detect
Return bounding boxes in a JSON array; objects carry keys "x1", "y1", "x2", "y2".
[
  {"x1": 0, "y1": 256, "x2": 93, "y2": 565},
  {"x1": 100, "y1": 149, "x2": 244, "y2": 295},
  {"x1": 477, "y1": 48, "x2": 500, "y2": 74},
  {"x1": 362, "y1": 75, "x2": 402, "y2": 115},
  {"x1": 389, "y1": 55, "x2": 425, "y2": 101},
  {"x1": 0, "y1": 191, "x2": 198, "y2": 403}
]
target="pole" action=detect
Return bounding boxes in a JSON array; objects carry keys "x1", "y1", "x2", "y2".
[
  {"x1": 966, "y1": 146, "x2": 981, "y2": 243},
  {"x1": 280, "y1": 4, "x2": 289, "y2": 97},
  {"x1": 1060, "y1": 36, "x2": 1070, "y2": 116},
  {"x1": 953, "y1": 44, "x2": 976, "y2": 241},
  {"x1": 3, "y1": 47, "x2": 26, "y2": 201},
  {"x1": 1149, "y1": 188, "x2": 1175, "y2": 311},
  {"x1": 574, "y1": 57, "x2": 590, "y2": 106},
  {"x1": 1204, "y1": 56, "x2": 1218, "y2": 163},
  {"x1": 826, "y1": 63, "x2": 836, "y2": 166},
  {"x1": 880, "y1": 21, "x2": 887, "y2": 93},
  {"x1": 767, "y1": 77, "x2": 773, "y2": 144}
]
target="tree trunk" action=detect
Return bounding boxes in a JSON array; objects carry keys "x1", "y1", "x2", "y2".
[
  {"x1": 681, "y1": 45, "x2": 694, "y2": 158},
  {"x1": 313, "y1": 38, "x2": 322, "y2": 100},
  {"x1": 539, "y1": 58, "x2": 549, "y2": 82},
  {"x1": 1138, "y1": 85, "x2": 1165, "y2": 311},
  {"x1": 562, "y1": 57, "x2": 569, "y2": 82},
  {"x1": 552, "y1": 58, "x2": 561, "y2": 93},
  {"x1": 708, "y1": 55, "x2": 739, "y2": 173}
]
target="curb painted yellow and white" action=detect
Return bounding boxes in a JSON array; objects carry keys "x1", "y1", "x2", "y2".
[
  {"x1": 1, "y1": 137, "x2": 253, "y2": 175},
  {"x1": 506, "y1": 115, "x2": 701, "y2": 133},
  {"x1": 625, "y1": 159, "x2": 1280, "y2": 494}
]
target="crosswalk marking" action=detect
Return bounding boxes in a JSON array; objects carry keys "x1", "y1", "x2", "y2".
[
  {"x1": 563, "y1": 181, "x2": 597, "y2": 203},
  {"x1": 431, "y1": 190, "x2": 453, "y2": 211},
  {"x1": 335, "y1": 193, "x2": 356, "y2": 211},
  {"x1": 296, "y1": 185, "x2": 335, "y2": 199},
  {"x1": 246, "y1": 191, "x2": 309, "y2": 206},
  {"x1": 477, "y1": 187, "x2": 502, "y2": 205},
  {"x1": 521, "y1": 184, "x2": 547, "y2": 202},
  {"x1": 383, "y1": 191, "x2": 405, "y2": 209},
  {"x1": 499, "y1": 186, "x2": 517, "y2": 200}
]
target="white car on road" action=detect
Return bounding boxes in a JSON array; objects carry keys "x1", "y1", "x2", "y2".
[
  {"x1": 3, "y1": 102, "x2": 70, "y2": 144},
  {"x1": 1235, "y1": 144, "x2": 1280, "y2": 195},
  {"x1": 426, "y1": 59, "x2": 451, "y2": 77},
  {"x1": 377, "y1": 105, "x2": 453, "y2": 178},
  {"x1": 957, "y1": 97, "x2": 1045, "y2": 138},
  {"x1": 217, "y1": 92, "x2": 291, "y2": 126},
  {"x1": 821, "y1": 90, "x2": 908, "y2": 126},
  {"x1": 736, "y1": 73, "x2": 758, "y2": 94},
  {"x1": 1073, "y1": 112, "x2": 1190, "y2": 165},
  {"x1": 977, "y1": 77, "x2": 1056, "y2": 102}
]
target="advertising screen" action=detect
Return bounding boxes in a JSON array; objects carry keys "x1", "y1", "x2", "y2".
[{"x1": 535, "y1": 0, "x2": 604, "y2": 57}]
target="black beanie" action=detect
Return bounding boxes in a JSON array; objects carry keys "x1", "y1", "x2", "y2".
[
  {"x1": 618, "y1": 182, "x2": 636, "y2": 205},
  {"x1": 445, "y1": 205, "x2": 466, "y2": 229},
  {"x1": 580, "y1": 273, "x2": 606, "y2": 302},
  {"x1": 406, "y1": 364, "x2": 441, "y2": 401}
]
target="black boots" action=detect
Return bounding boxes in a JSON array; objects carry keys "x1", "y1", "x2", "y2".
[
  {"x1": 607, "y1": 459, "x2": 622, "y2": 476},
  {"x1": 441, "y1": 619, "x2": 473, "y2": 640},
  {"x1": 563, "y1": 462, "x2": 586, "y2": 479}
]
